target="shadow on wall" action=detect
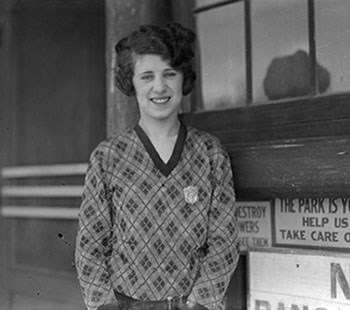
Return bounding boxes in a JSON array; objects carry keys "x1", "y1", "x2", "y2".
[{"x1": 263, "y1": 50, "x2": 331, "y2": 100}]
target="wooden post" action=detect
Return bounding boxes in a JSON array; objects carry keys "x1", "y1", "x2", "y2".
[
  {"x1": 105, "y1": 0, "x2": 172, "y2": 137},
  {"x1": 0, "y1": 0, "x2": 14, "y2": 306}
]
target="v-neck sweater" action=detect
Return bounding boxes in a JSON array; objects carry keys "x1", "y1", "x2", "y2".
[
  {"x1": 75, "y1": 124, "x2": 240, "y2": 310},
  {"x1": 134, "y1": 122, "x2": 187, "y2": 177}
]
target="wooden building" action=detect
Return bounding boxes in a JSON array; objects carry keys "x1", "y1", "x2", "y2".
[{"x1": 1, "y1": 1, "x2": 350, "y2": 309}]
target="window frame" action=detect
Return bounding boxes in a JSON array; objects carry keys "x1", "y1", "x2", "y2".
[{"x1": 183, "y1": 0, "x2": 350, "y2": 144}]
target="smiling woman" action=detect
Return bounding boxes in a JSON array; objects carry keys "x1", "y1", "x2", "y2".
[
  {"x1": 75, "y1": 23, "x2": 240, "y2": 310},
  {"x1": 132, "y1": 54, "x2": 185, "y2": 163}
]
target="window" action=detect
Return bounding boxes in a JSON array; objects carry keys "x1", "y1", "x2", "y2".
[
  {"x1": 194, "y1": 0, "x2": 350, "y2": 112},
  {"x1": 196, "y1": 2, "x2": 246, "y2": 110},
  {"x1": 251, "y1": 0, "x2": 309, "y2": 104},
  {"x1": 315, "y1": 0, "x2": 350, "y2": 94}
]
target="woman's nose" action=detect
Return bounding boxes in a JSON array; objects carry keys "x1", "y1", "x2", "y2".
[{"x1": 153, "y1": 76, "x2": 166, "y2": 92}]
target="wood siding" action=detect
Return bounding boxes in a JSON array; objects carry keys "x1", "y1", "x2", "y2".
[{"x1": 0, "y1": 1, "x2": 106, "y2": 309}]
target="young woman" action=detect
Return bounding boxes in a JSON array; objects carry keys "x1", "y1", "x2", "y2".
[{"x1": 75, "y1": 23, "x2": 240, "y2": 310}]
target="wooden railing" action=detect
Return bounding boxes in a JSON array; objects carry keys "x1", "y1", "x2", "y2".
[{"x1": 1, "y1": 163, "x2": 87, "y2": 219}]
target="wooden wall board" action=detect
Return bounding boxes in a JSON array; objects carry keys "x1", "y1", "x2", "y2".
[{"x1": 182, "y1": 94, "x2": 350, "y2": 200}]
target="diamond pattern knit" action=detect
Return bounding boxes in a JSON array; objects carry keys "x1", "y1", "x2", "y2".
[{"x1": 75, "y1": 124, "x2": 239, "y2": 310}]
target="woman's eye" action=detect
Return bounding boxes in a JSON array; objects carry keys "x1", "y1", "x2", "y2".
[
  {"x1": 164, "y1": 71, "x2": 177, "y2": 78},
  {"x1": 140, "y1": 74, "x2": 153, "y2": 81}
]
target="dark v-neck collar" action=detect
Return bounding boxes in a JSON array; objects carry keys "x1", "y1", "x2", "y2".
[{"x1": 134, "y1": 122, "x2": 187, "y2": 177}]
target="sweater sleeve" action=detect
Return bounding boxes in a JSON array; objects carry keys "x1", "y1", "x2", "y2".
[
  {"x1": 75, "y1": 148, "x2": 116, "y2": 310},
  {"x1": 187, "y1": 145, "x2": 240, "y2": 310}
]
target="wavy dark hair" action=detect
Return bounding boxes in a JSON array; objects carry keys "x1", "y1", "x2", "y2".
[{"x1": 114, "y1": 23, "x2": 196, "y2": 97}]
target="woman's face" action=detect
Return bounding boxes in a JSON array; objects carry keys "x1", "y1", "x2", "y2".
[{"x1": 132, "y1": 54, "x2": 184, "y2": 124}]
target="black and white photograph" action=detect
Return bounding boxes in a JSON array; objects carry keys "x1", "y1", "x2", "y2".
[{"x1": 1, "y1": 1, "x2": 350, "y2": 310}]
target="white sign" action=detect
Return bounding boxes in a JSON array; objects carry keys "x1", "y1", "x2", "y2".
[
  {"x1": 275, "y1": 198, "x2": 350, "y2": 249},
  {"x1": 248, "y1": 249, "x2": 350, "y2": 310},
  {"x1": 236, "y1": 201, "x2": 272, "y2": 251}
]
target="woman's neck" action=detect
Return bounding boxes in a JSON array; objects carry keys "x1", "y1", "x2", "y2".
[{"x1": 138, "y1": 118, "x2": 180, "y2": 140}]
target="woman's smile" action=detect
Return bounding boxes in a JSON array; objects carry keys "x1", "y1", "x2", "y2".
[{"x1": 150, "y1": 96, "x2": 171, "y2": 104}]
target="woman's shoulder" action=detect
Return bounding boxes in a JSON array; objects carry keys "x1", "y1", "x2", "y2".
[
  {"x1": 90, "y1": 127, "x2": 137, "y2": 161},
  {"x1": 186, "y1": 126, "x2": 232, "y2": 168},
  {"x1": 186, "y1": 125, "x2": 224, "y2": 151}
]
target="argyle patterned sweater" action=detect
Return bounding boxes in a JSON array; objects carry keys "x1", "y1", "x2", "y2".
[{"x1": 75, "y1": 123, "x2": 239, "y2": 310}]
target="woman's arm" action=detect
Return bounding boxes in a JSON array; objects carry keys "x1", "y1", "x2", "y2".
[
  {"x1": 187, "y1": 146, "x2": 240, "y2": 310},
  {"x1": 75, "y1": 148, "x2": 116, "y2": 310}
]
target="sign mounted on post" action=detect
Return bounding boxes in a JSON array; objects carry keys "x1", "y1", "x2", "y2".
[
  {"x1": 275, "y1": 198, "x2": 350, "y2": 249},
  {"x1": 236, "y1": 201, "x2": 272, "y2": 251},
  {"x1": 248, "y1": 248, "x2": 350, "y2": 310}
]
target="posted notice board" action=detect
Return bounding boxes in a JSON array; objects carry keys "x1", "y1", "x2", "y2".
[
  {"x1": 236, "y1": 201, "x2": 272, "y2": 251},
  {"x1": 248, "y1": 248, "x2": 350, "y2": 310},
  {"x1": 275, "y1": 198, "x2": 350, "y2": 249}
]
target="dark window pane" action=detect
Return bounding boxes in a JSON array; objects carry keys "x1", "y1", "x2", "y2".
[
  {"x1": 315, "y1": 0, "x2": 350, "y2": 94},
  {"x1": 251, "y1": 0, "x2": 309, "y2": 103},
  {"x1": 195, "y1": 2, "x2": 246, "y2": 111}
]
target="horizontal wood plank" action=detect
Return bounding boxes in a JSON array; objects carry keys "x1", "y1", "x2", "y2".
[
  {"x1": 1, "y1": 185, "x2": 83, "y2": 197},
  {"x1": 1, "y1": 163, "x2": 87, "y2": 179},
  {"x1": 1, "y1": 206, "x2": 79, "y2": 219},
  {"x1": 182, "y1": 93, "x2": 350, "y2": 137},
  {"x1": 227, "y1": 136, "x2": 350, "y2": 199}
]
